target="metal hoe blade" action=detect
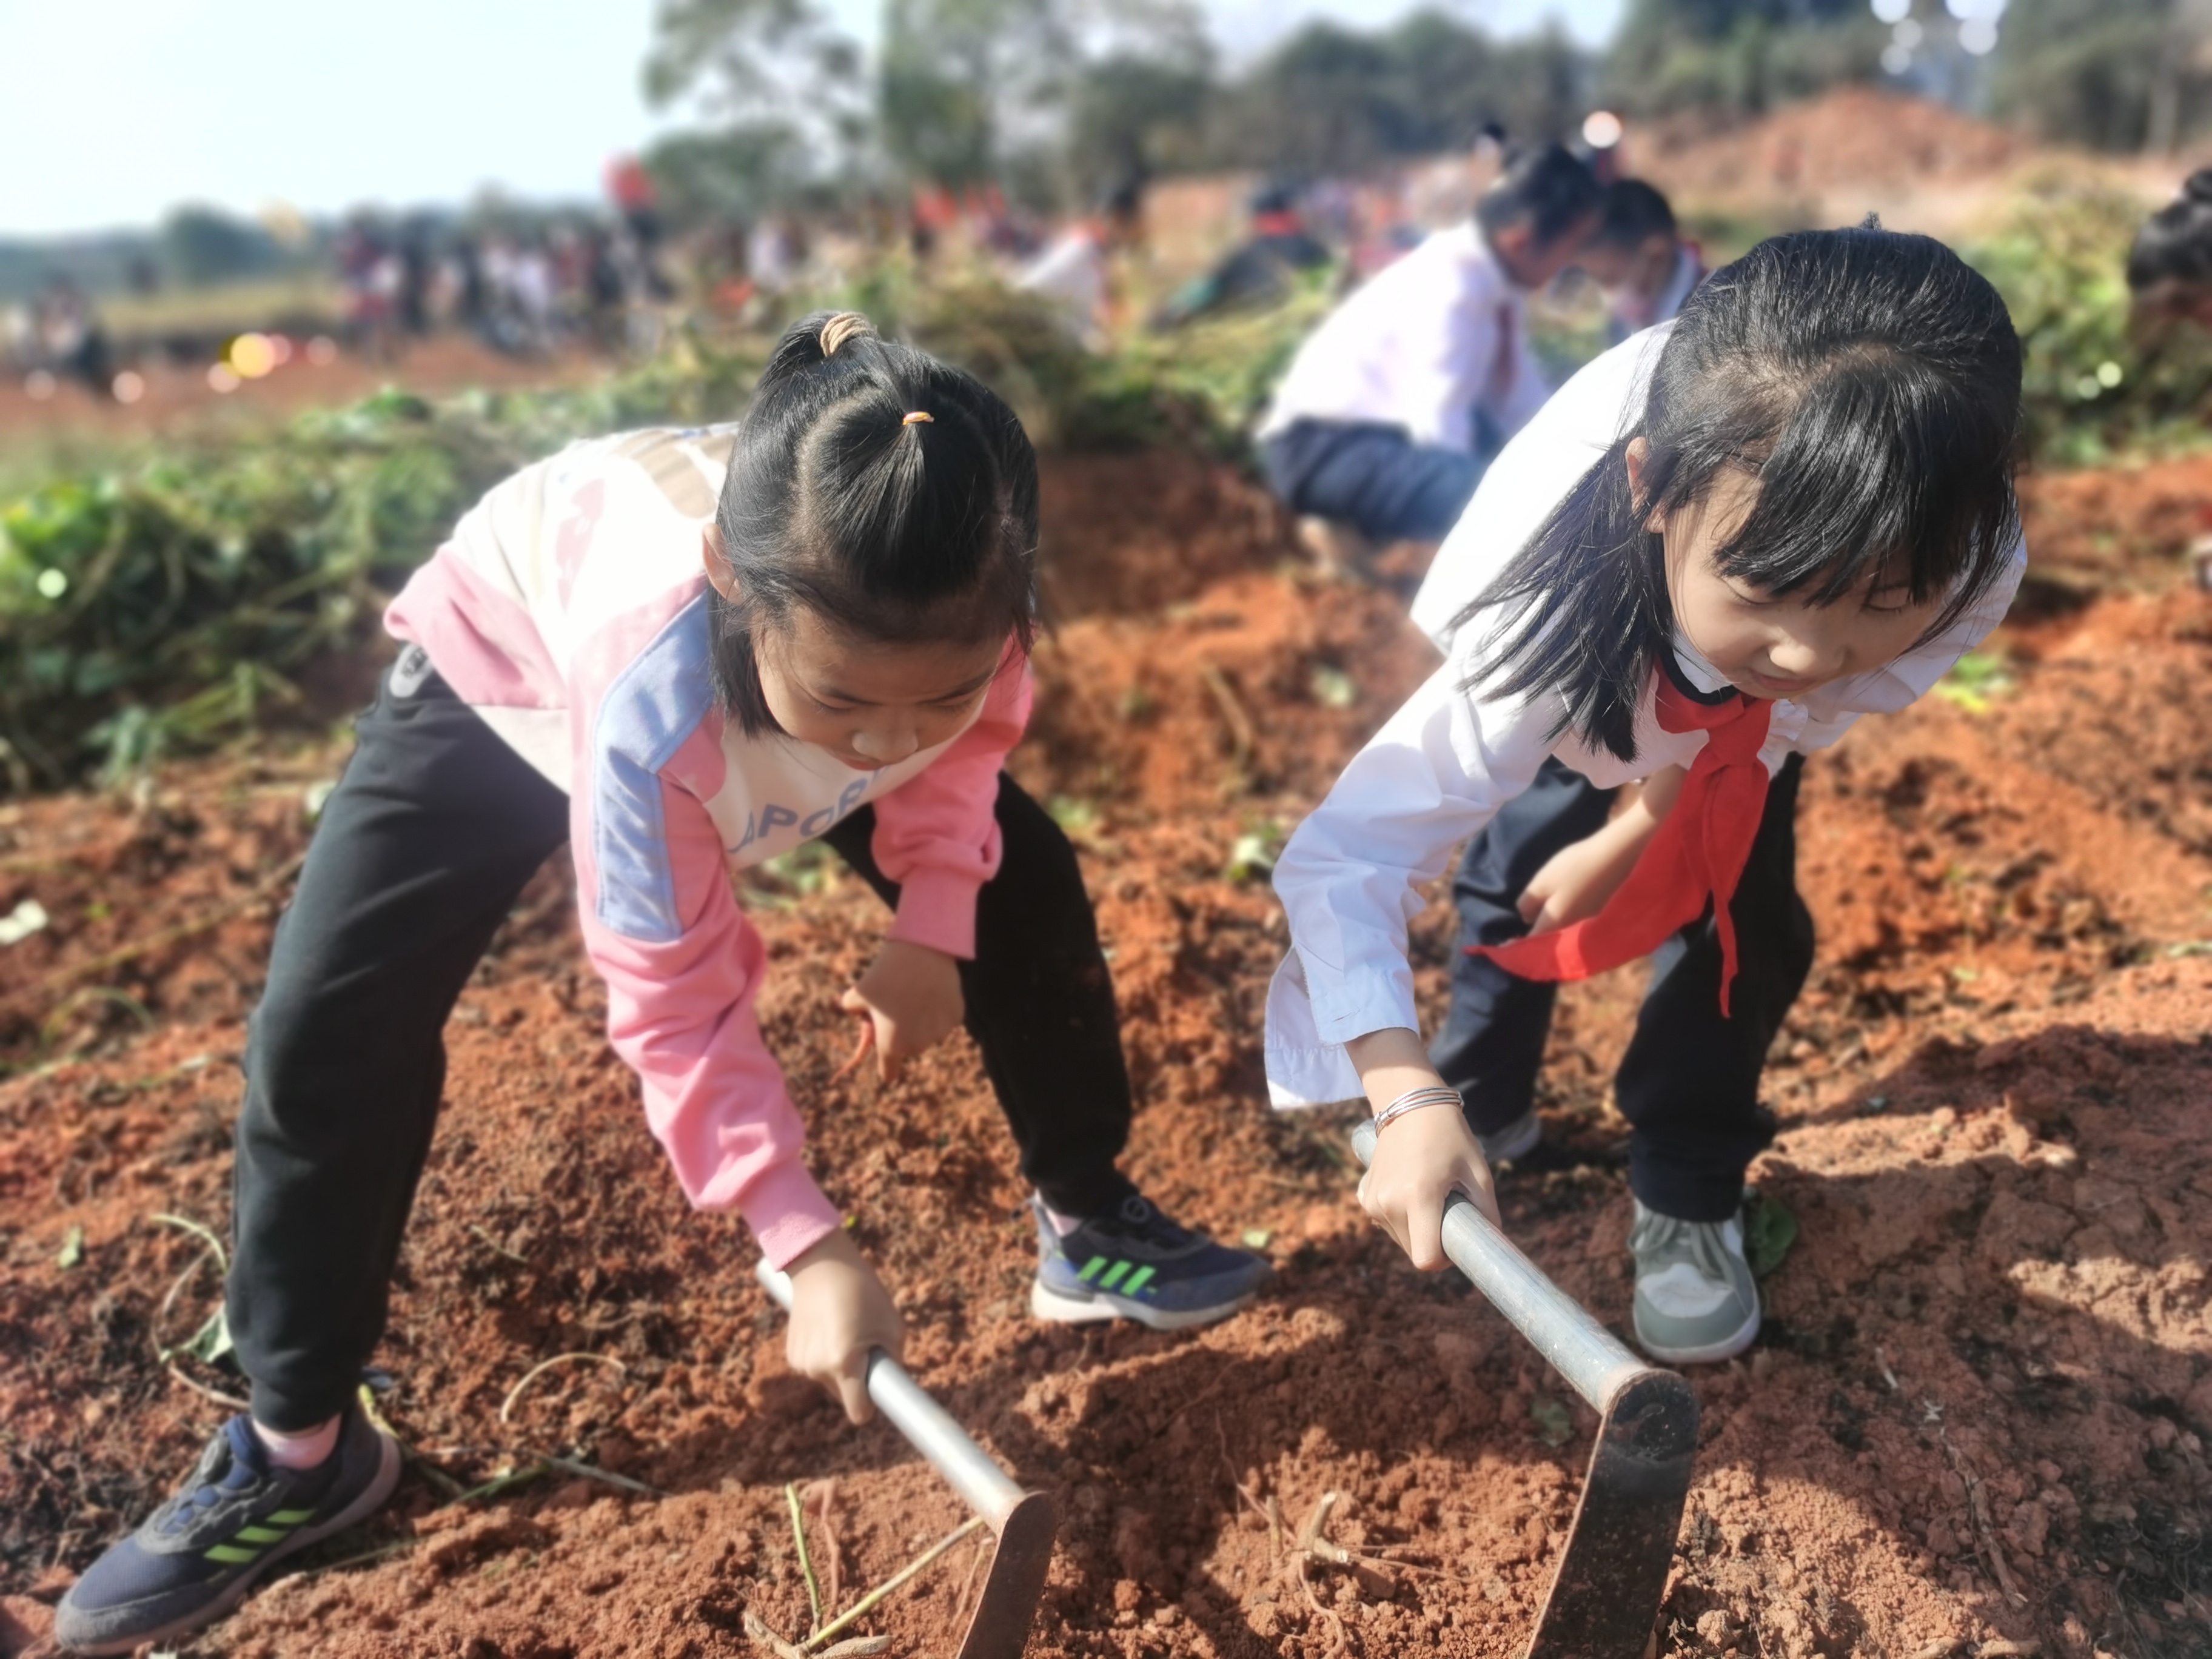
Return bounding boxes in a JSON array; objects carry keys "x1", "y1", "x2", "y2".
[
  {"x1": 756, "y1": 1260, "x2": 1056, "y2": 1658},
  {"x1": 1529, "y1": 1369, "x2": 1698, "y2": 1659},
  {"x1": 1350, "y1": 1119, "x2": 1700, "y2": 1659},
  {"x1": 958, "y1": 1490, "x2": 1056, "y2": 1659}
]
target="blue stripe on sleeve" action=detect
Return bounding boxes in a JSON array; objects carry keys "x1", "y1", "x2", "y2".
[{"x1": 590, "y1": 595, "x2": 716, "y2": 943}]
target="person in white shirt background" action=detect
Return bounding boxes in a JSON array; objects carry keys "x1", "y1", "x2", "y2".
[
  {"x1": 1016, "y1": 178, "x2": 1144, "y2": 350},
  {"x1": 1576, "y1": 178, "x2": 1708, "y2": 346},
  {"x1": 1265, "y1": 225, "x2": 2027, "y2": 1365},
  {"x1": 1255, "y1": 144, "x2": 1603, "y2": 573}
]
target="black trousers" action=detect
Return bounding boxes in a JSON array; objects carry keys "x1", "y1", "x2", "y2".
[
  {"x1": 1259, "y1": 419, "x2": 1488, "y2": 544},
  {"x1": 230, "y1": 666, "x2": 1134, "y2": 1429},
  {"x1": 1429, "y1": 755, "x2": 1813, "y2": 1222}
]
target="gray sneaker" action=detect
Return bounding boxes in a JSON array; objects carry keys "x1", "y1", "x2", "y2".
[
  {"x1": 1475, "y1": 1107, "x2": 1541, "y2": 1165},
  {"x1": 1629, "y1": 1199, "x2": 1760, "y2": 1364}
]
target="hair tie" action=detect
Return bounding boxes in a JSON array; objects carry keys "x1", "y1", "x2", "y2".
[
  {"x1": 819, "y1": 312, "x2": 873, "y2": 355},
  {"x1": 902, "y1": 411, "x2": 934, "y2": 426}
]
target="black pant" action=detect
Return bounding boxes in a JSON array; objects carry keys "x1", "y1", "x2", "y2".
[
  {"x1": 230, "y1": 666, "x2": 1134, "y2": 1429},
  {"x1": 1260, "y1": 418, "x2": 1487, "y2": 544},
  {"x1": 1429, "y1": 755, "x2": 1813, "y2": 1222}
]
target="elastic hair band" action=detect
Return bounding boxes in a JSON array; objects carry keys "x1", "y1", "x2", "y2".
[
  {"x1": 902, "y1": 411, "x2": 935, "y2": 426},
  {"x1": 819, "y1": 312, "x2": 872, "y2": 355}
]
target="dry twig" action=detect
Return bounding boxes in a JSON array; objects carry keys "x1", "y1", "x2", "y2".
[
  {"x1": 165, "y1": 1362, "x2": 249, "y2": 1412},
  {"x1": 805, "y1": 1480, "x2": 844, "y2": 1614},
  {"x1": 787, "y1": 1481, "x2": 825, "y2": 1637},
  {"x1": 805, "y1": 1515, "x2": 986, "y2": 1651},
  {"x1": 1937, "y1": 1424, "x2": 2028, "y2": 1609},
  {"x1": 541, "y1": 1453, "x2": 664, "y2": 1498},
  {"x1": 745, "y1": 1609, "x2": 810, "y2": 1659},
  {"x1": 1197, "y1": 661, "x2": 1256, "y2": 771},
  {"x1": 497, "y1": 1352, "x2": 626, "y2": 1424}
]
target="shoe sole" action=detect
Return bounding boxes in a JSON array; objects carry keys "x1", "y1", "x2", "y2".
[
  {"x1": 59, "y1": 1430, "x2": 403, "y2": 1657},
  {"x1": 1633, "y1": 1300, "x2": 1761, "y2": 1366},
  {"x1": 1031, "y1": 1279, "x2": 1258, "y2": 1332}
]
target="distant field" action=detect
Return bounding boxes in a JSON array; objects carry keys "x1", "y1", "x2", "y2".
[{"x1": 98, "y1": 273, "x2": 340, "y2": 338}]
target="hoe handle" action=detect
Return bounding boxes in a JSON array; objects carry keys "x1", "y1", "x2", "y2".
[
  {"x1": 1351, "y1": 1118, "x2": 1652, "y2": 1415},
  {"x1": 754, "y1": 1259, "x2": 1029, "y2": 1529}
]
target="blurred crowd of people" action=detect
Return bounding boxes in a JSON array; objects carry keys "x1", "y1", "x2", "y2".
[
  {"x1": 2, "y1": 277, "x2": 115, "y2": 398},
  {"x1": 333, "y1": 160, "x2": 673, "y2": 363}
]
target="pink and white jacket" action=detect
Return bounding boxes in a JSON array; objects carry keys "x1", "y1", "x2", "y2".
[{"x1": 384, "y1": 426, "x2": 1030, "y2": 1269}]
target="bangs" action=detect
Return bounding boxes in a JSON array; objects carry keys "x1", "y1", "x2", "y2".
[{"x1": 1704, "y1": 348, "x2": 2020, "y2": 627}]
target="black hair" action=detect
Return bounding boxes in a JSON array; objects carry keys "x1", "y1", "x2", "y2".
[
  {"x1": 709, "y1": 310, "x2": 1039, "y2": 735},
  {"x1": 2127, "y1": 169, "x2": 2212, "y2": 295},
  {"x1": 1456, "y1": 221, "x2": 2022, "y2": 763},
  {"x1": 1098, "y1": 175, "x2": 1145, "y2": 222},
  {"x1": 1589, "y1": 179, "x2": 1677, "y2": 254},
  {"x1": 1473, "y1": 143, "x2": 1603, "y2": 249}
]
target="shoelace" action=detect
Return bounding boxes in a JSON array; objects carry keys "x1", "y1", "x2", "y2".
[
  {"x1": 1637, "y1": 1213, "x2": 1739, "y2": 1285},
  {"x1": 156, "y1": 1419, "x2": 268, "y2": 1535},
  {"x1": 1113, "y1": 1195, "x2": 1196, "y2": 1248}
]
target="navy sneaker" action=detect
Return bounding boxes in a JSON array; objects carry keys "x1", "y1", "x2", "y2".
[
  {"x1": 55, "y1": 1405, "x2": 400, "y2": 1654},
  {"x1": 1030, "y1": 1193, "x2": 1270, "y2": 1330}
]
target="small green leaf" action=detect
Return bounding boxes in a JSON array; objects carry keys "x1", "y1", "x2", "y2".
[
  {"x1": 1932, "y1": 650, "x2": 2016, "y2": 716},
  {"x1": 1744, "y1": 1190, "x2": 1798, "y2": 1279},
  {"x1": 1222, "y1": 819, "x2": 1287, "y2": 883},
  {"x1": 1240, "y1": 1228, "x2": 1273, "y2": 1250},
  {"x1": 1530, "y1": 1396, "x2": 1572, "y2": 1447},
  {"x1": 1309, "y1": 665, "x2": 1357, "y2": 710},
  {"x1": 56, "y1": 1224, "x2": 84, "y2": 1269},
  {"x1": 181, "y1": 1307, "x2": 235, "y2": 1366}
]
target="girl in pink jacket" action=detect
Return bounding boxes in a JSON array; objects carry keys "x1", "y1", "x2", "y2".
[{"x1": 56, "y1": 312, "x2": 1267, "y2": 1658}]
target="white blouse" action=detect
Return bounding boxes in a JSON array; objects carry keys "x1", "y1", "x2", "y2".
[
  {"x1": 1256, "y1": 222, "x2": 1550, "y2": 456},
  {"x1": 1266, "y1": 326, "x2": 2026, "y2": 1108}
]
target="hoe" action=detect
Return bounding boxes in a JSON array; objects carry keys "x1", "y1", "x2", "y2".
[
  {"x1": 756, "y1": 1260, "x2": 1056, "y2": 1659},
  {"x1": 1351, "y1": 1118, "x2": 1699, "y2": 1659}
]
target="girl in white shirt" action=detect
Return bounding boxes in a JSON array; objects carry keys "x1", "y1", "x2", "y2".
[{"x1": 1266, "y1": 224, "x2": 2026, "y2": 1363}]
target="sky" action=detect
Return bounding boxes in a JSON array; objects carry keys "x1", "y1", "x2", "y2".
[{"x1": 2, "y1": 0, "x2": 1624, "y2": 239}]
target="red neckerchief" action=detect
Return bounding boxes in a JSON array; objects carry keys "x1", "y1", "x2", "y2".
[{"x1": 1470, "y1": 675, "x2": 1773, "y2": 1014}]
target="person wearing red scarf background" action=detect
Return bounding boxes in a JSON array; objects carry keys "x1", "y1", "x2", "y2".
[{"x1": 1264, "y1": 224, "x2": 2028, "y2": 1364}]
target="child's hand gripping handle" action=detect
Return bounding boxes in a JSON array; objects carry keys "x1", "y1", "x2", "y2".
[
  {"x1": 1350, "y1": 1118, "x2": 1653, "y2": 1415},
  {"x1": 754, "y1": 1258, "x2": 1029, "y2": 1530}
]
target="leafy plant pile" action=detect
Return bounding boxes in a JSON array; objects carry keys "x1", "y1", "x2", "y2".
[
  {"x1": 1965, "y1": 172, "x2": 2212, "y2": 466},
  {"x1": 0, "y1": 349, "x2": 754, "y2": 791},
  {"x1": 0, "y1": 279, "x2": 1322, "y2": 794}
]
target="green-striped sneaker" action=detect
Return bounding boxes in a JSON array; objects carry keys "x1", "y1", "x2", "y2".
[
  {"x1": 55, "y1": 1405, "x2": 399, "y2": 1654},
  {"x1": 1030, "y1": 1193, "x2": 1270, "y2": 1331}
]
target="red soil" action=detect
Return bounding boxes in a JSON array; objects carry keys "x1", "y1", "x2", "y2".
[{"x1": 1, "y1": 449, "x2": 2208, "y2": 1659}]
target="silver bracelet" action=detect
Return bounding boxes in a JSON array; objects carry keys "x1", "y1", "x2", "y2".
[{"x1": 1372, "y1": 1084, "x2": 1464, "y2": 1137}]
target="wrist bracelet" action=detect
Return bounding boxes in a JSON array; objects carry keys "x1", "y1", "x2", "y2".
[{"x1": 1372, "y1": 1084, "x2": 1464, "y2": 1137}]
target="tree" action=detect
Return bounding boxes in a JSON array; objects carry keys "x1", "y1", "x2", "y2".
[
  {"x1": 1062, "y1": 47, "x2": 1216, "y2": 193},
  {"x1": 1206, "y1": 12, "x2": 1589, "y2": 175},
  {"x1": 643, "y1": 123, "x2": 816, "y2": 223},
  {"x1": 1603, "y1": 0, "x2": 1880, "y2": 115},
  {"x1": 1992, "y1": 0, "x2": 2212, "y2": 150},
  {"x1": 642, "y1": 0, "x2": 866, "y2": 193},
  {"x1": 159, "y1": 207, "x2": 279, "y2": 288}
]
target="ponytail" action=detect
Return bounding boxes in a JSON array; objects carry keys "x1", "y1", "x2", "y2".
[{"x1": 709, "y1": 310, "x2": 1039, "y2": 735}]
